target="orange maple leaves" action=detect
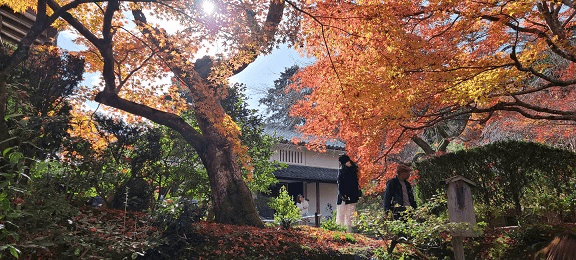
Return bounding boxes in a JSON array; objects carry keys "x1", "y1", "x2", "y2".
[{"x1": 291, "y1": 0, "x2": 576, "y2": 191}]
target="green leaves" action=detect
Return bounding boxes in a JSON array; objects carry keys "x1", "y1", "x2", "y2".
[
  {"x1": 0, "y1": 244, "x2": 20, "y2": 258},
  {"x1": 3, "y1": 113, "x2": 23, "y2": 121},
  {"x1": 268, "y1": 186, "x2": 301, "y2": 229},
  {"x1": 416, "y1": 139, "x2": 576, "y2": 224},
  {"x1": 355, "y1": 192, "x2": 454, "y2": 257}
]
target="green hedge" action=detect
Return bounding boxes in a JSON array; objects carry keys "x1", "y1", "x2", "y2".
[{"x1": 415, "y1": 140, "x2": 576, "y2": 223}]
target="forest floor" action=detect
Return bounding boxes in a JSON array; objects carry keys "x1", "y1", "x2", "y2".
[
  {"x1": 12, "y1": 206, "x2": 403, "y2": 260},
  {"x1": 11, "y1": 206, "x2": 576, "y2": 259}
]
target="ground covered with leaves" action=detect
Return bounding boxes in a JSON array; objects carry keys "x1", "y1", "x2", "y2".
[
  {"x1": 9, "y1": 205, "x2": 576, "y2": 260},
  {"x1": 184, "y1": 222, "x2": 388, "y2": 259},
  {"x1": 11, "y1": 206, "x2": 391, "y2": 260}
]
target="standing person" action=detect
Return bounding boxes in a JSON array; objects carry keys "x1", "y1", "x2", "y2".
[
  {"x1": 383, "y1": 164, "x2": 418, "y2": 254},
  {"x1": 383, "y1": 164, "x2": 417, "y2": 219},
  {"x1": 296, "y1": 194, "x2": 309, "y2": 216},
  {"x1": 336, "y1": 154, "x2": 361, "y2": 233}
]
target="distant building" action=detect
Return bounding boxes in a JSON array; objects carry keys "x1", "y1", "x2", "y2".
[
  {"x1": 260, "y1": 126, "x2": 345, "y2": 222},
  {"x1": 1, "y1": 6, "x2": 58, "y2": 45}
]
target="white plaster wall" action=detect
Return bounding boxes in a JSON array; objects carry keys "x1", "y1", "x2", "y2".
[
  {"x1": 304, "y1": 149, "x2": 341, "y2": 169},
  {"x1": 270, "y1": 143, "x2": 342, "y2": 169},
  {"x1": 270, "y1": 142, "x2": 343, "y2": 221},
  {"x1": 305, "y1": 182, "x2": 338, "y2": 220}
]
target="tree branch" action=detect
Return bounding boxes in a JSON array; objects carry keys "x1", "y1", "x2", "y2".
[
  {"x1": 285, "y1": 0, "x2": 343, "y2": 92},
  {"x1": 411, "y1": 135, "x2": 435, "y2": 155}
]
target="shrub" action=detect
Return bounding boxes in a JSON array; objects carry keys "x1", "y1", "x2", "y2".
[
  {"x1": 320, "y1": 210, "x2": 347, "y2": 232},
  {"x1": 139, "y1": 197, "x2": 207, "y2": 259},
  {"x1": 332, "y1": 232, "x2": 357, "y2": 243},
  {"x1": 355, "y1": 192, "x2": 457, "y2": 259},
  {"x1": 0, "y1": 147, "x2": 25, "y2": 259},
  {"x1": 415, "y1": 140, "x2": 576, "y2": 225},
  {"x1": 153, "y1": 197, "x2": 207, "y2": 237},
  {"x1": 268, "y1": 186, "x2": 301, "y2": 229}
]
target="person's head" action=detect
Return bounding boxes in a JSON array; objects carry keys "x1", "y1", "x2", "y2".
[
  {"x1": 297, "y1": 194, "x2": 304, "y2": 202},
  {"x1": 536, "y1": 232, "x2": 576, "y2": 260},
  {"x1": 338, "y1": 154, "x2": 350, "y2": 165},
  {"x1": 339, "y1": 154, "x2": 355, "y2": 167},
  {"x1": 396, "y1": 164, "x2": 412, "y2": 181}
]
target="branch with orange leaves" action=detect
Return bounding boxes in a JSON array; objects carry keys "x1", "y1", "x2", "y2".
[{"x1": 285, "y1": 0, "x2": 344, "y2": 91}]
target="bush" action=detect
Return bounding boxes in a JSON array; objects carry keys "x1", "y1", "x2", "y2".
[
  {"x1": 268, "y1": 186, "x2": 301, "y2": 229},
  {"x1": 153, "y1": 197, "x2": 207, "y2": 237},
  {"x1": 138, "y1": 197, "x2": 207, "y2": 259},
  {"x1": 415, "y1": 140, "x2": 576, "y2": 225},
  {"x1": 333, "y1": 232, "x2": 357, "y2": 243},
  {"x1": 0, "y1": 148, "x2": 25, "y2": 259},
  {"x1": 355, "y1": 192, "x2": 456, "y2": 259},
  {"x1": 500, "y1": 224, "x2": 555, "y2": 258},
  {"x1": 321, "y1": 209, "x2": 347, "y2": 232}
]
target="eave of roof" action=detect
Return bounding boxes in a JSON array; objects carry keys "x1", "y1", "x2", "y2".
[
  {"x1": 1, "y1": 7, "x2": 57, "y2": 45},
  {"x1": 273, "y1": 164, "x2": 338, "y2": 183},
  {"x1": 263, "y1": 126, "x2": 345, "y2": 150}
]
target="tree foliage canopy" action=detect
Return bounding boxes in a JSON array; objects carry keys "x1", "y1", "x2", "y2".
[
  {"x1": 259, "y1": 65, "x2": 308, "y2": 129},
  {"x1": 289, "y1": 0, "x2": 576, "y2": 189},
  {"x1": 0, "y1": 0, "x2": 300, "y2": 226},
  {"x1": 1, "y1": 44, "x2": 84, "y2": 159}
]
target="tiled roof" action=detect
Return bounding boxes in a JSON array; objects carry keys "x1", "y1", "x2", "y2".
[
  {"x1": 273, "y1": 164, "x2": 338, "y2": 183},
  {"x1": 263, "y1": 126, "x2": 345, "y2": 150},
  {"x1": 1, "y1": 6, "x2": 57, "y2": 45}
]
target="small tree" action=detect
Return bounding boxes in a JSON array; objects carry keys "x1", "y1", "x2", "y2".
[{"x1": 268, "y1": 186, "x2": 301, "y2": 229}]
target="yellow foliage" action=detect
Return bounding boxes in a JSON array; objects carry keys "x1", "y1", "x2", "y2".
[
  {"x1": 1, "y1": 0, "x2": 36, "y2": 13},
  {"x1": 67, "y1": 106, "x2": 117, "y2": 157}
]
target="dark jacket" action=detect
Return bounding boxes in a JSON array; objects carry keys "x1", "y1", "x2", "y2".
[
  {"x1": 383, "y1": 177, "x2": 417, "y2": 211},
  {"x1": 337, "y1": 164, "x2": 360, "y2": 205}
]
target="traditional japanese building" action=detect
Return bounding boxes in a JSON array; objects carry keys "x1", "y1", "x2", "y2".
[{"x1": 260, "y1": 126, "x2": 345, "y2": 223}]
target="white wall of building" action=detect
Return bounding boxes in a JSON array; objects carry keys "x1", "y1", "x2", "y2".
[
  {"x1": 305, "y1": 182, "x2": 338, "y2": 220},
  {"x1": 271, "y1": 143, "x2": 342, "y2": 168},
  {"x1": 270, "y1": 142, "x2": 345, "y2": 222}
]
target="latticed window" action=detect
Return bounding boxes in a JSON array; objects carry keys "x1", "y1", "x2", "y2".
[{"x1": 278, "y1": 149, "x2": 304, "y2": 164}]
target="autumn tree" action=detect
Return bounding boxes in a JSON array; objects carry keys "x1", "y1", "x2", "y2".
[
  {"x1": 223, "y1": 83, "x2": 280, "y2": 194},
  {"x1": 0, "y1": 0, "x2": 303, "y2": 226},
  {"x1": 286, "y1": 0, "x2": 576, "y2": 190},
  {"x1": 0, "y1": 43, "x2": 84, "y2": 159}
]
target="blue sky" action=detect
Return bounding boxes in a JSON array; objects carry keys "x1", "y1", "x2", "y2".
[{"x1": 230, "y1": 45, "x2": 314, "y2": 111}]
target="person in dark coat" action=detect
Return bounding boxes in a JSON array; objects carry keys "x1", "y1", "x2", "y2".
[
  {"x1": 336, "y1": 154, "x2": 361, "y2": 232},
  {"x1": 383, "y1": 164, "x2": 417, "y2": 219},
  {"x1": 383, "y1": 164, "x2": 418, "y2": 254}
]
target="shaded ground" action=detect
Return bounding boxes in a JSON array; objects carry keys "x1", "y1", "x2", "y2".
[
  {"x1": 11, "y1": 206, "x2": 392, "y2": 259},
  {"x1": 161, "y1": 222, "x2": 390, "y2": 260},
  {"x1": 9, "y1": 206, "x2": 576, "y2": 259}
]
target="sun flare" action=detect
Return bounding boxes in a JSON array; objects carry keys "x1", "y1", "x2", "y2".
[{"x1": 203, "y1": 1, "x2": 215, "y2": 14}]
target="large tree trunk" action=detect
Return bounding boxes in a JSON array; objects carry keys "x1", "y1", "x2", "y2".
[
  {"x1": 96, "y1": 91, "x2": 264, "y2": 227},
  {"x1": 35, "y1": 0, "x2": 285, "y2": 228},
  {"x1": 199, "y1": 141, "x2": 263, "y2": 227}
]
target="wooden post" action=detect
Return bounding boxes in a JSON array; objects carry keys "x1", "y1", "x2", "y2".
[
  {"x1": 452, "y1": 236, "x2": 465, "y2": 260},
  {"x1": 445, "y1": 175, "x2": 478, "y2": 260},
  {"x1": 315, "y1": 181, "x2": 320, "y2": 227}
]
